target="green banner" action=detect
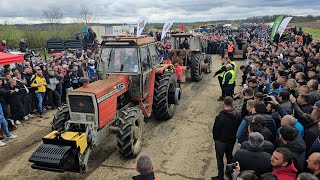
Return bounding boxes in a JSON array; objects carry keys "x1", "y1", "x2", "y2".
[{"x1": 270, "y1": 15, "x2": 284, "y2": 43}]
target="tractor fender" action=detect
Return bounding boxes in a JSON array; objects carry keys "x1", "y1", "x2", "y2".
[{"x1": 154, "y1": 63, "x2": 172, "y2": 74}]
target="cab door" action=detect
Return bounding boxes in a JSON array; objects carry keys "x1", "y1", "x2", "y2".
[{"x1": 140, "y1": 45, "x2": 152, "y2": 98}]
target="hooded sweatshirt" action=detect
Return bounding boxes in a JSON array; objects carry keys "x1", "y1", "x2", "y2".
[
  {"x1": 213, "y1": 108, "x2": 242, "y2": 143},
  {"x1": 272, "y1": 163, "x2": 297, "y2": 180}
]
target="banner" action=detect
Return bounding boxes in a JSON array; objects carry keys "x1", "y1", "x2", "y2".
[
  {"x1": 180, "y1": 24, "x2": 185, "y2": 33},
  {"x1": 136, "y1": 17, "x2": 148, "y2": 37},
  {"x1": 277, "y1": 17, "x2": 293, "y2": 38},
  {"x1": 161, "y1": 21, "x2": 173, "y2": 40},
  {"x1": 270, "y1": 15, "x2": 283, "y2": 43}
]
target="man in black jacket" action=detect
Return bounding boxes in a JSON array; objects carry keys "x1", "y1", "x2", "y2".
[
  {"x1": 307, "y1": 80, "x2": 320, "y2": 106},
  {"x1": 306, "y1": 152, "x2": 320, "y2": 179},
  {"x1": 297, "y1": 94, "x2": 312, "y2": 114},
  {"x1": 132, "y1": 155, "x2": 160, "y2": 180},
  {"x1": 236, "y1": 101, "x2": 277, "y2": 143},
  {"x1": 241, "y1": 122, "x2": 274, "y2": 154},
  {"x1": 290, "y1": 95, "x2": 320, "y2": 153},
  {"x1": 279, "y1": 125, "x2": 306, "y2": 173},
  {"x1": 212, "y1": 97, "x2": 241, "y2": 180},
  {"x1": 234, "y1": 132, "x2": 272, "y2": 176},
  {"x1": 240, "y1": 87, "x2": 254, "y2": 119},
  {"x1": 252, "y1": 115, "x2": 274, "y2": 142}
]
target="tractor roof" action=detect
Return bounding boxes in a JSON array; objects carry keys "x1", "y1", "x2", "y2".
[{"x1": 101, "y1": 35, "x2": 155, "y2": 46}]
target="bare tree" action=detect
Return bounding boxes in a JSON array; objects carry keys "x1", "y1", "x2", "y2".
[
  {"x1": 42, "y1": 7, "x2": 63, "y2": 24},
  {"x1": 79, "y1": 4, "x2": 94, "y2": 24}
]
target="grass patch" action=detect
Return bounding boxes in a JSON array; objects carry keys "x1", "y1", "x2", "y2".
[{"x1": 303, "y1": 28, "x2": 320, "y2": 40}]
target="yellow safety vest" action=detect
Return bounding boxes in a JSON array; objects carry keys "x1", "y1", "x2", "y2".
[
  {"x1": 230, "y1": 61, "x2": 236, "y2": 71},
  {"x1": 217, "y1": 65, "x2": 225, "y2": 77},
  {"x1": 222, "y1": 70, "x2": 235, "y2": 85}
]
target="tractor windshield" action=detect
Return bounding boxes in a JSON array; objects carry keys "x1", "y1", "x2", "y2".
[{"x1": 101, "y1": 47, "x2": 139, "y2": 73}]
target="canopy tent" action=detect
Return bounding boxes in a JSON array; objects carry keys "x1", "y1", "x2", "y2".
[{"x1": 0, "y1": 52, "x2": 24, "y2": 65}]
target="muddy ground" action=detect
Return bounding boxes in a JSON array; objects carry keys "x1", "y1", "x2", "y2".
[{"x1": 0, "y1": 55, "x2": 243, "y2": 180}]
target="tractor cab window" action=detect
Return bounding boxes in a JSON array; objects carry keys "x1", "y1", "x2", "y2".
[
  {"x1": 101, "y1": 47, "x2": 139, "y2": 73},
  {"x1": 148, "y1": 44, "x2": 160, "y2": 67},
  {"x1": 180, "y1": 37, "x2": 190, "y2": 49},
  {"x1": 140, "y1": 46, "x2": 151, "y2": 72}
]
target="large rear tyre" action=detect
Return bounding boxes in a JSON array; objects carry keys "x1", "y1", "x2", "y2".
[
  {"x1": 153, "y1": 72, "x2": 177, "y2": 120},
  {"x1": 191, "y1": 53, "x2": 203, "y2": 81},
  {"x1": 52, "y1": 104, "x2": 70, "y2": 131},
  {"x1": 117, "y1": 107, "x2": 144, "y2": 158}
]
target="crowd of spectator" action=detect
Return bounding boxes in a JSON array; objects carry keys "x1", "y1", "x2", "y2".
[
  {"x1": 0, "y1": 39, "x2": 100, "y2": 147},
  {"x1": 212, "y1": 25, "x2": 320, "y2": 180}
]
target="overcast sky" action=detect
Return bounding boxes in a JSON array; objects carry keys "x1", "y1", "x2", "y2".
[{"x1": 0, "y1": 0, "x2": 319, "y2": 24}]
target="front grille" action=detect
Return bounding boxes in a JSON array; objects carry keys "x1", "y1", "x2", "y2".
[{"x1": 68, "y1": 95, "x2": 94, "y2": 114}]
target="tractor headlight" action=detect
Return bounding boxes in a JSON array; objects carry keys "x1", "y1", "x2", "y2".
[
  {"x1": 71, "y1": 114, "x2": 80, "y2": 120},
  {"x1": 86, "y1": 114, "x2": 94, "y2": 121}
]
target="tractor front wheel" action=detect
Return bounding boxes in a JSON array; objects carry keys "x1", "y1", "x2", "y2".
[
  {"x1": 191, "y1": 53, "x2": 203, "y2": 81},
  {"x1": 153, "y1": 72, "x2": 178, "y2": 120},
  {"x1": 117, "y1": 107, "x2": 144, "y2": 158},
  {"x1": 52, "y1": 104, "x2": 70, "y2": 131}
]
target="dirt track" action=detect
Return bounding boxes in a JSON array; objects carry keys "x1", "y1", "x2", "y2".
[{"x1": 0, "y1": 55, "x2": 243, "y2": 180}]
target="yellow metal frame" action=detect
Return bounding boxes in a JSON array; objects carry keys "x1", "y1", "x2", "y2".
[{"x1": 44, "y1": 131, "x2": 88, "y2": 155}]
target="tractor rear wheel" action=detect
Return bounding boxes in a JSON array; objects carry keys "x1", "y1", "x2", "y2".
[
  {"x1": 153, "y1": 72, "x2": 177, "y2": 120},
  {"x1": 117, "y1": 107, "x2": 144, "y2": 158},
  {"x1": 52, "y1": 104, "x2": 70, "y2": 131},
  {"x1": 191, "y1": 52, "x2": 203, "y2": 81}
]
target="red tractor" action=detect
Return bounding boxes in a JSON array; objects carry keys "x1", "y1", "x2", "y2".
[
  {"x1": 169, "y1": 33, "x2": 212, "y2": 82},
  {"x1": 29, "y1": 35, "x2": 181, "y2": 173}
]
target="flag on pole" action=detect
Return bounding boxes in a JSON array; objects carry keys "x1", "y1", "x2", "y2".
[
  {"x1": 161, "y1": 21, "x2": 173, "y2": 40},
  {"x1": 136, "y1": 17, "x2": 148, "y2": 37},
  {"x1": 277, "y1": 17, "x2": 293, "y2": 38},
  {"x1": 270, "y1": 15, "x2": 284, "y2": 43},
  {"x1": 180, "y1": 24, "x2": 185, "y2": 33}
]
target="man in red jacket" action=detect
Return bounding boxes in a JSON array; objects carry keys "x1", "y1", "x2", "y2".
[{"x1": 271, "y1": 147, "x2": 298, "y2": 180}]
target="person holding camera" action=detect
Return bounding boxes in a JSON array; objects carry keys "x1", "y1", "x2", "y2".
[{"x1": 212, "y1": 97, "x2": 241, "y2": 180}]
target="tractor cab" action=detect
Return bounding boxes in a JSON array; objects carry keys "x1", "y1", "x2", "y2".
[
  {"x1": 99, "y1": 35, "x2": 162, "y2": 100},
  {"x1": 168, "y1": 33, "x2": 211, "y2": 81},
  {"x1": 170, "y1": 33, "x2": 202, "y2": 53}
]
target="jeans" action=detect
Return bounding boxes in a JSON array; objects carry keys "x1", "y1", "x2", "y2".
[
  {"x1": 57, "y1": 83, "x2": 63, "y2": 97},
  {"x1": 46, "y1": 89, "x2": 61, "y2": 107},
  {"x1": 35, "y1": 92, "x2": 45, "y2": 115},
  {"x1": 215, "y1": 140, "x2": 235, "y2": 178},
  {"x1": 0, "y1": 114, "x2": 11, "y2": 137}
]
